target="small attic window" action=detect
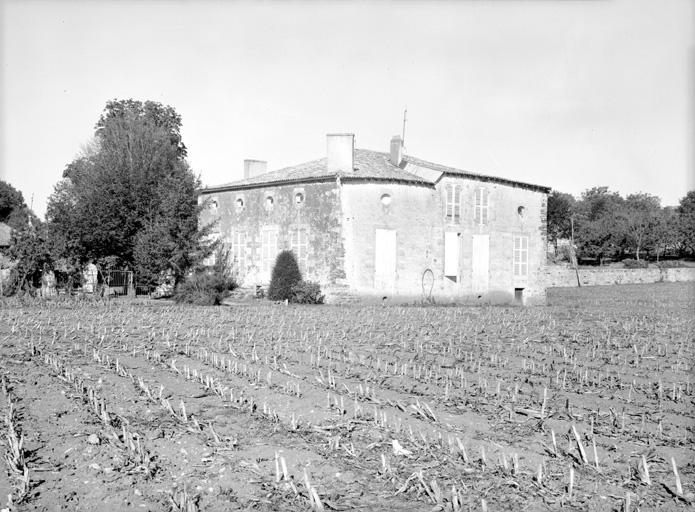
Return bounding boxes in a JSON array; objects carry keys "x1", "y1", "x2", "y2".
[
  {"x1": 518, "y1": 206, "x2": 526, "y2": 217},
  {"x1": 235, "y1": 197, "x2": 245, "y2": 212},
  {"x1": 381, "y1": 194, "x2": 392, "y2": 206},
  {"x1": 295, "y1": 193, "x2": 304, "y2": 204},
  {"x1": 266, "y1": 196, "x2": 274, "y2": 206},
  {"x1": 210, "y1": 199, "x2": 218, "y2": 209}
]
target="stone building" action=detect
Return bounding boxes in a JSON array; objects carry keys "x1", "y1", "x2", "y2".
[{"x1": 200, "y1": 134, "x2": 550, "y2": 304}]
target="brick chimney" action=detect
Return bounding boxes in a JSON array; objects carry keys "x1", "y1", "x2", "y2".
[
  {"x1": 244, "y1": 160, "x2": 267, "y2": 179},
  {"x1": 390, "y1": 135, "x2": 403, "y2": 166},
  {"x1": 326, "y1": 134, "x2": 354, "y2": 173}
]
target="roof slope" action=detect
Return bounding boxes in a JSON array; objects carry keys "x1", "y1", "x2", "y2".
[{"x1": 205, "y1": 149, "x2": 550, "y2": 193}]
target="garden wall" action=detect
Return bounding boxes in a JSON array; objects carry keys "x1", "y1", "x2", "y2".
[{"x1": 545, "y1": 266, "x2": 695, "y2": 288}]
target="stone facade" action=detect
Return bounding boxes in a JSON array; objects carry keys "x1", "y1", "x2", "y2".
[
  {"x1": 340, "y1": 179, "x2": 547, "y2": 304},
  {"x1": 200, "y1": 134, "x2": 550, "y2": 305},
  {"x1": 204, "y1": 181, "x2": 345, "y2": 287}
]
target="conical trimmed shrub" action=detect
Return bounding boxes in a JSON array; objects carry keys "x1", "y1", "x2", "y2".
[{"x1": 267, "y1": 250, "x2": 302, "y2": 301}]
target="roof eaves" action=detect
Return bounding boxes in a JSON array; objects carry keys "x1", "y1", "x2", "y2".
[
  {"x1": 339, "y1": 174, "x2": 434, "y2": 187},
  {"x1": 202, "y1": 175, "x2": 338, "y2": 194},
  {"x1": 442, "y1": 171, "x2": 551, "y2": 193}
]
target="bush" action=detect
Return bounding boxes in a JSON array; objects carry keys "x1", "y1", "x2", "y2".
[
  {"x1": 267, "y1": 250, "x2": 302, "y2": 301},
  {"x1": 174, "y1": 272, "x2": 237, "y2": 306},
  {"x1": 291, "y1": 280, "x2": 325, "y2": 304},
  {"x1": 622, "y1": 259, "x2": 648, "y2": 269}
]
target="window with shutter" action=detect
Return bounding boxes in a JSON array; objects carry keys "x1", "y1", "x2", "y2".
[
  {"x1": 291, "y1": 228, "x2": 308, "y2": 275},
  {"x1": 513, "y1": 236, "x2": 529, "y2": 276},
  {"x1": 446, "y1": 185, "x2": 461, "y2": 222},
  {"x1": 444, "y1": 232, "x2": 459, "y2": 277},
  {"x1": 261, "y1": 227, "x2": 278, "y2": 276},
  {"x1": 231, "y1": 231, "x2": 246, "y2": 278},
  {"x1": 474, "y1": 187, "x2": 489, "y2": 225}
]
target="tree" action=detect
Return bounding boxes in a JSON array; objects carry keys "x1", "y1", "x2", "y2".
[
  {"x1": 133, "y1": 171, "x2": 211, "y2": 288},
  {"x1": 4, "y1": 223, "x2": 52, "y2": 294},
  {"x1": 267, "y1": 250, "x2": 303, "y2": 301},
  {"x1": 651, "y1": 206, "x2": 680, "y2": 261},
  {"x1": 547, "y1": 191, "x2": 576, "y2": 252},
  {"x1": 47, "y1": 99, "x2": 214, "y2": 286},
  {"x1": 0, "y1": 181, "x2": 35, "y2": 231},
  {"x1": 676, "y1": 190, "x2": 695, "y2": 255},
  {"x1": 618, "y1": 192, "x2": 661, "y2": 260},
  {"x1": 574, "y1": 187, "x2": 625, "y2": 264}
]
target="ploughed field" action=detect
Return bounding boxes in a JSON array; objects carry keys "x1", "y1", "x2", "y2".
[{"x1": 0, "y1": 283, "x2": 693, "y2": 512}]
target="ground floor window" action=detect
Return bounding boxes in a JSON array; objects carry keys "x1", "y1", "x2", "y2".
[
  {"x1": 374, "y1": 229, "x2": 396, "y2": 290},
  {"x1": 261, "y1": 226, "x2": 278, "y2": 276},
  {"x1": 231, "y1": 231, "x2": 246, "y2": 279},
  {"x1": 291, "y1": 228, "x2": 308, "y2": 275},
  {"x1": 444, "y1": 231, "x2": 459, "y2": 278}
]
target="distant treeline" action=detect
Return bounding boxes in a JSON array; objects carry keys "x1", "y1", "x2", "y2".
[{"x1": 548, "y1": 188, "x2": 695, "y2": 264}]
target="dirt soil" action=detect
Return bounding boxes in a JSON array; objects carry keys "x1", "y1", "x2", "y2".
[{"x1": 0, "y1": 282, "x2": 693, "y2": 512}]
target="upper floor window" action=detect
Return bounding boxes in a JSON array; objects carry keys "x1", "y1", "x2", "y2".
[
  {"x1": 445, "y1": 185, "x2": 461, "y2": 222},
  {"x1": 513, "y1": 236, "x2": 529, "y2": 276},
  {"x1": 474, "y1": 187, "x2": 489, "y2": 225},
  {"x1": 209, "y1": 197, "x2": 218, "y2": 210},
  {"x1": 235, "y1": 196, "x2": 245, "y2": 213}
]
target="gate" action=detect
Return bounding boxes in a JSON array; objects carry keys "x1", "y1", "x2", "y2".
[{"x1": 105, "y1": 270, "x2": 135, "y2": 297}]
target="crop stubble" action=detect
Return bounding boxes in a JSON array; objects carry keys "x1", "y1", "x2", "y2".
[{"x1": 0, "y1": 282, "x2": 693, "y2": 511}]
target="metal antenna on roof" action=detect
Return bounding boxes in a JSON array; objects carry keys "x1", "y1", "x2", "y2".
[{"x1": 401, "y1": 108, "x2": 407, "y2": 151}]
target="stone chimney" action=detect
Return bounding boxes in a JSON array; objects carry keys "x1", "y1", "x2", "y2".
[
  {"x1": 244, "y1": 160, "x2": 267, "y2": 179},
  {"x1": 390, "y1": 135, "x2": 403, "y2": 166},
  {"x1": 326, "y1": 134, "x2": 354, "y2": 173}
]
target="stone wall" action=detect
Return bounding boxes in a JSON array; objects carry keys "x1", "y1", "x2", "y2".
[{"x1": 545, "y1": 266, "x2": 695, "y2": 288}]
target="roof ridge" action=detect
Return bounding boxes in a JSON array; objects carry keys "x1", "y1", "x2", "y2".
[{"x1": 203, "y1": 147, "x2": 549, "y2": 193}]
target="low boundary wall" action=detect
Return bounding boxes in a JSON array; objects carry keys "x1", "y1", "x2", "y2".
[{"x1": 546, "y1": 266, "x2": 695, "y2": 288}]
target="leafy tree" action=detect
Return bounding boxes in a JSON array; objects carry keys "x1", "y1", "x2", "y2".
[
  {"x1": 0, "y1": 181, "x2": 24, "y2": 221},
  {"x1": 0, "y1": 181, "x2": 35, "y2": 231},
  {"x1": 267, "y1": 250, "x2": 303, "y2": 301},
  {"x1": 547, "y1": 191, "x2": 576, "y2": 252},
  {"x1": 574, "y1": 187, "x2": 624, "y2": 264},
  {"x1": 173, "y1": 245, "x2": 238, "y2": 305},
  {"x1": 676, "y1": 190, "x2": 695, "y2": 255},
  {"x1": 651, "y1": 206, "x2": 681, "y2": 261},
  {"x1": 4, "y1": 223, "x2": 52, "y2": 294},
  {"x1": 47, "y1": 99, "x2": 214, "y2": 286},
  {"x1": 618, "y1": 193, "x2": 661, "y2": 260}
]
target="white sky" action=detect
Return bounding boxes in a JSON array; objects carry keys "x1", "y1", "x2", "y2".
[{"x1": 1, "y1": 0, "x2": 693, "y2": 219}]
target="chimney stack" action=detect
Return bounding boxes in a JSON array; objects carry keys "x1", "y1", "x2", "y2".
[
  {"x1": 244, "y1": 160, "x2": 267, "y2": 179},
  {"x1": 326, "y1": 134, "x2": 354, "y2": 173},
  {"x1": 390, "y1": 135, "x2": 403, "y2": 166}
]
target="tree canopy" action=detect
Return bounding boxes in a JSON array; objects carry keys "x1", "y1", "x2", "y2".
[
  {"x1": 46, "y1": 99, "x2": 214, "y2": 287},
  {"x1": 0, "y1": 181, "x2": 36, "y2": 231},
  {"x1": 550, "y1": 187, "x2": 694, "y2": 263},
  {"x1": 547, "y1": 191, "x2": 575, "y2": 250}
]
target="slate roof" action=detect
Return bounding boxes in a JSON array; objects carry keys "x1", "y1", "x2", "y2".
[
  {"x1": 204, "y1": 149, "x2": 550, "y2": 193},
  {"x1": 0, "y1": 223, "x2": 12, "y2": 248}
]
